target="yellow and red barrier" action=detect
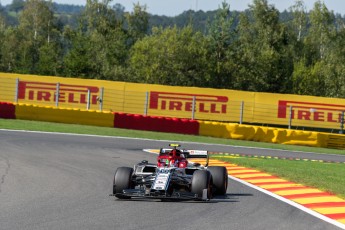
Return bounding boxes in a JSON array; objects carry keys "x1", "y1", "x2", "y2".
[{"x1": 1, "y1": 102, "x2": 345, "y2": 149}]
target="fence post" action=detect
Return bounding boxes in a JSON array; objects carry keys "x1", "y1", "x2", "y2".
[
  {"x1": 14, "y1": 78, "x2": 19, "y2": 103},
  {"x1": 99, "y1": 87, "x2": 104, "y2": 112},
  {"x1": 144, "y1": 91, "x2": 149, "y2": 116},
  {"x1": 86, "y1": 89, "x2": 91, "y2": 110},
  {"x1": 288, "y1": 105, "x2": 293, "y2": 129},
  {"x1": 191, "y1": 96, "x2": 196, "y2": 120},
  {"x1": 240, "y1": 101, "x2": 244, "y2": 124},
  {"x1": 55, "y1": 82, "x2": 60, "y2": 107},
  {"x1": 340, "y1": 111, "x2": 344, "y2": 134}
]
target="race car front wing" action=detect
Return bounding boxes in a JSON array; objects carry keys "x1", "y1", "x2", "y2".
[{"x1": 111, "y1": 188, "x2": 209, "y2": 201}]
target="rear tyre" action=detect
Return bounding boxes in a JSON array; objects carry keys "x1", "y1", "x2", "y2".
[
  {"x1": 113, "y1": 167, "x2": 133, "y2": 199},
  {"x1": 207, "y1": 166, "x2": 228, "y2": 196},
  {"x1": 191, "y1": 170, "x2": 212, "y2": 200}
]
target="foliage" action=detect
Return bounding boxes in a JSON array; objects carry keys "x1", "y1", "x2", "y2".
[
  {"x1": 1, "y1": 0, "x2": 345, "y2": 98},
  {"x1": 233, "y1": 0, "x2": 293, "y2": 93},
  {"x1": 205, "y1": 1, "x2": 236, "y2": 89},
  {"x1": 129, "y1": 26, "x2": 210, "y2": 86},
  {"x1": 125, "y1": 3, "x2": 149, "y2": 45},
  {"x1": 63, "y1": 0, "x2": 129, "y2": 80}
]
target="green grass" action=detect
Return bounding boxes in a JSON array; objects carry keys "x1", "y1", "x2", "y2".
[
  {"x1": 1, "y1": 118, "x2": 345, "y2": 198},
  {"x1": 1, "y1": 119, "x2": 344, "y2": 155},
  {"x1": 214, "y1": 155, "x2": 345, "y2": 199}
]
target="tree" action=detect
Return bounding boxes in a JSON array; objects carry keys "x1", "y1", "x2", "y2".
[
  {"x1": 37, "y1": 42, "x2": 62, "y2": 75},
  {"x1": 292, "y1": 1, "x2": 341, "y2": 98},
  {"x1": 19, "y1": 0, "x2": 55, "y2": 44},
  {"x1": 129, "y1": 26, "x2": 209, "y2": 86},
  {"x1": 15, "y1": 0, "x2": 58, "y2": 73},
  {"x1": 306, "y1": 0, "x2": 335, "y2": 61},
  {"x1": 0, "y1": 13, "x2": 6, "y2": 71},
  {"x1": 9, "y1": 0, "x2": 25, "y2": 14},
  {"x1": 63, "y1": 0, "x2": 129, "y2": 80},
  {"x1": 125, "y1": 3, "x2": 149, "y2": 45},
  {"x1": 320, "y1": 25, "x2": 345, "y2": 97},
  {"x1": 289, "y1": 0, "x2": 307, "y2": 42},
  {"x1": 233, "y1": 0, "x2": 294, "y2": 93},
  {"x1": 205, "y1": 1, "x2": 236, "y2": 88},
  {"x1": 63, "y1": 29, "x2": 94, "y2": 78},
  {"x1": 292, "y1": 59, "x2": 326, "y2": 96}
]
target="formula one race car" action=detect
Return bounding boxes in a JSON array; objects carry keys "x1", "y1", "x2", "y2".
[{"x1": 112, "y1": 144, "x2": 228, "y2": 201}]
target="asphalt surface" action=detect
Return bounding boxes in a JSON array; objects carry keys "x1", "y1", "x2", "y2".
[{"x1": 0, "y1": 130, "x2": 343, "y2": 230}]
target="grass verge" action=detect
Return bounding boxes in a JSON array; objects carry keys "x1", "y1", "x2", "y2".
[
  {"x1": 0, "y1": 118, "x2": 344, "y2": 155},
  {"x1": 214, "y1": 155, "x2": 345, "y2": 199}
]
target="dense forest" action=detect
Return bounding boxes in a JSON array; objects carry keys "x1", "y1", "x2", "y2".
[{"x1": 1, "y1": 0, "x2": 345, "y2": 98}]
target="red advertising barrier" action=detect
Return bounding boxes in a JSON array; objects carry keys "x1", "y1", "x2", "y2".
[
  {"x1": 0, "y1": 102, "x2": 16, "y2": 119},
  {"x1": 114, "y1": 113, "x2": 199, "y2": 135}
]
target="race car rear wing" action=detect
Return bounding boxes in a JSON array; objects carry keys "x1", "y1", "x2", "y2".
[
  {"x1": 159, "y1": 148, "x2": 209, "y2": 166},
  {"x1": 184, "y1": 150, "x2": 209, "y2": 167},
  {"x1": 159, "y1": 149, "x2": 208, "y2": 157},
  {"x1": 159, "y1": 144, "x2": 210, "y2": 166}
]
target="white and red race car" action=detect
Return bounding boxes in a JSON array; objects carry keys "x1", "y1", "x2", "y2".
[{"x1": 112, "y1": 144, "x2": 228, "y2": 201}]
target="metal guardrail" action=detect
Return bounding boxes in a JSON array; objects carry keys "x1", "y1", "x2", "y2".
[{"x1": 0, "y1": 77, "x2": 344, "y2": 133}]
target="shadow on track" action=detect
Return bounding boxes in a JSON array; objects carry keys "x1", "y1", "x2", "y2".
[{"x1": 110, "y1": 193, "x2": 253, "y2": 203}]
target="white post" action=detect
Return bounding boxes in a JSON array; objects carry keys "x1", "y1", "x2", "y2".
[
  {"x1": 192, "y1": 96, "x2": 196, "y2": 120},
  {"x1": 14, "y1": 78, "x2": 19, "y2": 103},
  {"x1": 99, "y1": 87, "x2": 104, "y2": 112},
  {"x1": 55, "y1": 82, "x2": 60, "y2": 107},
  {"x1": 340, "y1": 111, "x2": 344, "y2": 134},
  {"x1": 240, "y1": 101, "x2": 244, "y2": 124},
  {"x1": 288, "y1": 105, "x2": 293, "y2": 129},
  {"x1": 87, "y1": 89, "x2": 91, "y2": 110},
  {"x1": 144, "y1": 91, "x2": 149, "y2": 116}
]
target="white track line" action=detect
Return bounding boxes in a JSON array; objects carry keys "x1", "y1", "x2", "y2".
[
  {"x1": 229, "y1": 175, "x2": 345, "y2": 229},
  {"x1": 0, "y1": 128, "x2": 342, "y2": 158}
]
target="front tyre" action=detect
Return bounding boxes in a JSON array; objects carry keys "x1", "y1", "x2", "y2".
[
  {"x1": 113, "y1": 167, "x2": 133, "y2": 199},
  {"x1": 191, "y1": 170, "x2": 212, "y2": 200},
  {"x1": 207, "y1": 166, "x2": 228, "y2": 196}
]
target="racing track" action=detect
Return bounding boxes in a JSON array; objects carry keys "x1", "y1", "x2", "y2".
[{"x1": 0, "y1": 129, "x2": 343, "y2": 230}]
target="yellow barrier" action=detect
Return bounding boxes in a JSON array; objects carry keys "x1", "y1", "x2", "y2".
[
  {"x1": 199, "y1": 121, "x2": 328, "y2": 148},
  {"x1": 15, "y1": 104, "x2": 114, "y2": 127},
  {"x1": 199, "y1": 121, "x2": 230, "y2": 139},
  {"x1": 326, "y1": 134, "x2": 345, "y2": 149},
  {"x1": 9, "y1": 103, "x2": 343, "y2": 150}
]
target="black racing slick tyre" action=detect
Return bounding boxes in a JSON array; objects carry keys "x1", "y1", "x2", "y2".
[
  {"x1": 207, "y1": 166, "x2": 228, "y2": 196},
  {"x1": 113, "y1": 167, "x2": 133, "y2": 199},
  {"x1": 191, "y1": 170, "x2": 212, "y2": 200}
]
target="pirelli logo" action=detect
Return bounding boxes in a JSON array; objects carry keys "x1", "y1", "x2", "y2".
[
  {"x1": 278, "y1": 100, "x2": 345, "y2": 122},
  {"x1": 149, "y1": 91, "x2": 228, "y2": 114},
  {"x1": 17, "y1": 81, "x2": 99, "y2": 105}
]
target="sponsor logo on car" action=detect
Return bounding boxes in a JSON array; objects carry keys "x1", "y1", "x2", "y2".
[
  {"x1": 149, "y1": 91, "x2": 228, "y2": 114},
  {"x1": 278, "y1": 100, "x2": 345, "y2": 122},
  {"x1": 17, "y1": 81, "x2": 99, "y2": 105}
]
